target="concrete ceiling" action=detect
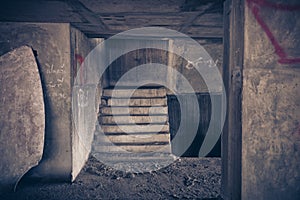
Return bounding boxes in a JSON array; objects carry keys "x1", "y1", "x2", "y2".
[{"x1": 0, "y1": 0, "x2": 223, "y2": 39}]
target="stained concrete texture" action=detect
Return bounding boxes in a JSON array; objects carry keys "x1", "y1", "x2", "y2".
[
  {"x1": 242, "y1": 69, "x2": 300, "y2": 200},
  {"x1": 0, "y1": 46, "x2": 45, "y2": 191},
  {"x1": 244, "y1": 0, "x2": 300, "y2": 68},
  {"x1": 0, "y1": 22, "x2": 73, "y2": 181},
  {"x1": 0, "y1": 23, "x2": 103, "y2": 182},
  {"x1": 243, "y1": 1, "x2": 300, "y2": 199}
]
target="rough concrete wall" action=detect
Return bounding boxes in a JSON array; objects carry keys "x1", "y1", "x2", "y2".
[
  {"x1": 89, "y1": 37, "x2": 108, "y2": 88},
  {"x1": 242, "y1": 1, "x2": 300, "y2": 199},
  {"x1": 0, "y1": 46, "x2": 44, "y2": 191},
  {"x1": 196, "y1": 39, "x2": 223, "y2": 76},
  {"x1": 105, "y1": 38, "x2": 222, "y2": 93},
  {"x1": 168, "y1": 39, "x2": 223, "y2": 93},
  {"x1": 106, "y1": 39, "x2": 169, "y2": 87},
  {"x1": 70, "y1": 27, "x2": 104, "y2": 181},
  {"x1": 0, "y1": 23, "x2": 72, "y2": 180}
]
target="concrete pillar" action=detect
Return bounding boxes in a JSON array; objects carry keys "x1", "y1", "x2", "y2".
[
  {"x1": 0, "y1": 23, "x2": 103, "y2": 182},
  {"x1": 242, "y1": 0, "x2": 300, "y2": 199}
]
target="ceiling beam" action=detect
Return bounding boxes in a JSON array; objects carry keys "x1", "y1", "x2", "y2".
[
  {"x1": 66, "y1": 0, "x2": 109, "y2": 31},
  {"x1": 84, "y1": 32, "x2": 223, "y2": 41},
  {"x1": 179, "y1": 2, "x2": 218, "y2": 32}
]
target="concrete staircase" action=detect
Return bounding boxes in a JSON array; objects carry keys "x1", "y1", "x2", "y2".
[
  {"x1": 100, "y1": 87, "x2": 171, "y2": 153},
  {"x1": 92, "y1": 87, "x2": 175, "y2": 172}
]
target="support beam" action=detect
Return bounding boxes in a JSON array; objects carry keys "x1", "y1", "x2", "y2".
[{"x1": 221, "y1": 0, "x2": 244, "y2": 199}]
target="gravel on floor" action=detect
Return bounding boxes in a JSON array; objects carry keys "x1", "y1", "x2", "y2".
[{"x1": 0, "y1": 156, "x2": 222, "y2": 200}]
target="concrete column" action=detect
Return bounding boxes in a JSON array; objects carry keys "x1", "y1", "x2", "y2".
[
  {"x1": 242, "y1": 0, "x2": 300, "y2": 199},
  {"x1": 0, "y1": 23, "x2": 102, "y2": 182}
]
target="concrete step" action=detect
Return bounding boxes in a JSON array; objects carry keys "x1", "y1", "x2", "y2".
[
  {"x1": 92, "y1": 152, "x2": 176, "y2": 162},
  {"x1": 92, "y1": 143, "x2": 171, "y2": 153},
  {"x1": 101, "y1": 124, "x2": 169, "y2": 134},
  {"x1": 92, "y1": 131, "x2": 172, "y2": 154},
  {"x1": 102, "y1": 98, "x2": 167, "y2": 107},
  {"x1": 103, "y1": 88, "x2": 166, "y2": 98},
  {"x1": 101, "y1": 115, "x2": 168, "y2": 124},
  {"x1": 92, "y1": 151, "x2": 175, "y2": 158},
  {"x1": 91, "y1": 152, "x2": 176, "y2": 173},
  {"x1": 106, "y1": 133, "x2": 170, "y2": 144},
  {"x1": 100, "y1": 106, "x2": 168, "y2": 115}
]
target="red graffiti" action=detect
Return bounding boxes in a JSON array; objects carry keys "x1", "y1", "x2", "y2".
[
  {"x1": 75, "y1": 54, "x2": 84, "y2": 65},
  {"x1": 247, "y1": 0, "x2": 300, "y2": 64},
  {"x1": 75, "y1": 54, "x2": 85, "y2": 84}
]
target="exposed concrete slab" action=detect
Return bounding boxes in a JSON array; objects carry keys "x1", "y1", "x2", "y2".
[
  {"x1": 0, "y1": 0, "x2": 224, "y2": 39},
  {"x1": 0, "y1": 46, "x2": 44, "y2": 191}
]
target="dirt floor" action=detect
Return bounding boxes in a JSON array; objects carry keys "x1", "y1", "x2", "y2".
[{"x1": 0, "y1": 157, "x2": 222, "y2": 200}]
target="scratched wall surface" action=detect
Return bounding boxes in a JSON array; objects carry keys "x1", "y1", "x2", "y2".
[
  {"x1": 243, "y1": 1, "x2": 300, "y2": 199},
  {"x1": 168, "y1": 39, "x2": 223, "y2": 93},
  {"x1": 0, "y1": 23, "x2": 72, "y2": 180}
]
